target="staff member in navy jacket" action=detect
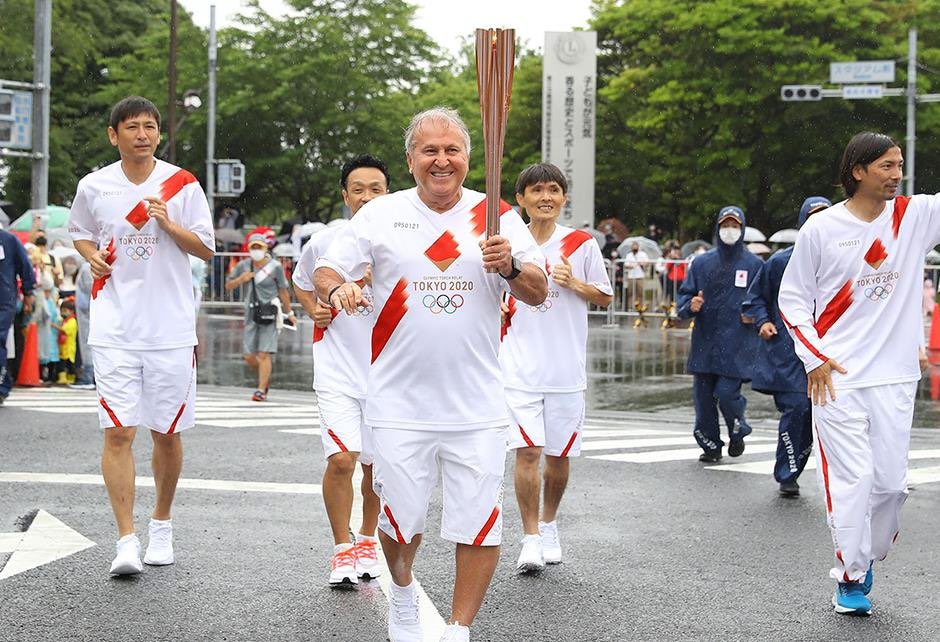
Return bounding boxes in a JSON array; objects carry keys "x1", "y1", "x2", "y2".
[
  {"x1": 1, "y1": 227, "x2": 36, "y2": 404},
  {"x1": 677, "y1": 206, "x2": 763, "y2": 462},
  {"x1": 741, "y1": 196, "x2": 831, "y2": 495}
]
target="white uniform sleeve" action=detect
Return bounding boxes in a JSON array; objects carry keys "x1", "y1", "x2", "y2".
[
  {"x1": 777, "y1": 223, "x2": 828, "y2": 372},
  {"x1": 315, "y1": 211, "x2": 372, "y2": 282},
  {"x1": 910, "y1": 193, "x2": 940, "y2": 249},
  {"x1": 582, "y1": 241, "x2": 613, "y2": 295},
  {"x1": 292, "y1": 238, "x2": 317, "y2": 291},
  {"x1": 181, "y1": 182, "x2": 215, "y2": 251},
  {"x1": 501, "y1": 210, "x2": 546, "y2": 272},
  {"x1": 68, "y1": 181, "x2": 98, "y2": 244}
]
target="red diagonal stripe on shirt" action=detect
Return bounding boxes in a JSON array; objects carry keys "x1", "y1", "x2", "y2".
[
  {"x1": 864, "y1": 238, "x2": 888, "y2": 269},
  {"x1": 500, "y1": 295, "x2": 517, "y2": 341},
  {"x1": 814, "y1": 279, "x2": 854, "y2": 338},
  {"x1": 470, "y1": 198, "x2": 514, "y2": 237},
  {"x1": 160, "y1": 169, "x2": 198, "y2": 202},
  {"x1": 892, "y1": 195, "x2": 910, "y2": 239},
  {"x1": 371, "y1": 278, "x2": 409, "y2": 364},
  {"x1": 90, "y1": 238, "x2": 116, "y2": 300},
  {"x1": 779, "y1": 309, "x2": 829, "y2": 363},
  {"x1": 560, "y1": 230, "x2": 594, "y2": 258},
  {"x1": 312, "y1": 308, "x2": 339, "y2": 343}
]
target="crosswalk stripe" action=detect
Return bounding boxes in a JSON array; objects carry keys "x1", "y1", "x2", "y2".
[
  {"x1": 708, "y1": 449, "x2": 940, "y2": 476},
  {"x1": 0, "y1": 472, "x2": 321, "y2": 494},
  {"x1": 200, "y1": 418, "x2": 318, "y2": 428},
  {"x1": 580, "y1": 435, "x2": 774, "y2": 452},
  {"x1": 580, "y1": 428, "x2": 677, "y2": 438},
  {"x1": 907, "y1": 465, "x2": 940, "y2": 485},
  {"x1": 589, "y1": 443, "x2": 779, "y2": 464}
]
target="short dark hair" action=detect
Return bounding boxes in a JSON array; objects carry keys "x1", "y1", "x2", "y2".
[
  {"x1": 109, "y1": 96, "x2": 161, "y2": 131},
  {"x1": 340, "y1": 154, "x2": 390, "y2": 190},
  {"x1": 839, "y1": 132, "x2": 900, "y2": 197},
  {"x1": 515, "y1": 163, "x2": 568, "y2": 196},
  {"x1": 60, "y1": 298, "x2": 75, "y2": 312}
]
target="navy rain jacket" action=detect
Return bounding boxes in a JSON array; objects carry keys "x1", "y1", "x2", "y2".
[
  {"x1": 677, "y1": 206, "x2": 764, "y2": 379},
  {"x1": 740, "y1": 197, "x2": 831, "y2": 394}
]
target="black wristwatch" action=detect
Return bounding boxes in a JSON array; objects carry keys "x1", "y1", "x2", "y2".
[{"x1": 500, "y1": 256, "x2": 522, "y2": 281}]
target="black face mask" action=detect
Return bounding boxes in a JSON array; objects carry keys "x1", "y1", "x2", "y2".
[{"x1": 35, "y1": 237, "x2": 47, "y2": 247}]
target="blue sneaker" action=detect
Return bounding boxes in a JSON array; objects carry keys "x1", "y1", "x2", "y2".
[
  {"x1": 862, "y1": 562, "x2": 873, "y2": 596},
  {"x1": 832, "y1": 582, "x2": 872, "y2": 615}
]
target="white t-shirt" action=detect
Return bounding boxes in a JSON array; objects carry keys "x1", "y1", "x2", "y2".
[
  {"x1": 778, "y1": 195, "x2": 940, "y2": 389},
  {"x1": 500, "y1": 225, "x2": 613, "y2": 392},
  {"x1": 293, "y1": 226, "x2": 372, "y2": 399},
  {"x1": 316, "y1": 187, "x2": 546, "y2": 430},
  {"x1": 624, "y1": 250, "x2": 649, "y2": 279},
  {"x1": 68, "y1": 159, "x2": 214, "y2": 350}
]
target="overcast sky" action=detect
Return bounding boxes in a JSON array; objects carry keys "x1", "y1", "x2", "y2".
[{"x1": 178, "y1": 0, "x2": 594, "y2": 55}]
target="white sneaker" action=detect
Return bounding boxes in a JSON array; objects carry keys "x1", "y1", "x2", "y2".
[
  {"x1": 516, "y1": 534, "x2": 545, "y2": 573},
  {"x1": 143, "y1": 519, "x2": 175, "y2": 566},
  {"x1": 388, "y1": 581, "x2": 421, "y2": 641},
  {"x1": 539, "y1": 521, "x2": 562, "y2": 564},
  {"x1": 353, "y1": 534, "x2": 382, "y2": 579},
  {"x1": 109, "y1": 534, "x2": 143, "y2": 576},
  {"x1": 329, "y1": 543, "x2": 359, "y2": 588},
  {"x1": 440, "y1": 623, "x2": 470, "y2": 642}
]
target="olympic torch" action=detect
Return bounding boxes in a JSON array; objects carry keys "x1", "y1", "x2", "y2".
[{"x1": 475, "y1": 27, "x2": 516, "y2": 270}]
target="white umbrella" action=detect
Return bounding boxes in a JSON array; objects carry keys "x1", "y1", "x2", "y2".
[
  {"x1": 617, "y1": 236, "x2": 662, "y2": 259},
  {"x1": 299, "y1": 221, "x2": 326, "y2": 237},
  {"x1": 927, "y1": 249, "x2": 940, "y2": 264},
  {"x1": 768, "y1": 228, "x2": 800, "y2": 244},
  {"x1": 50, "y1": 245, "x2": 81, "y2": 260},
  {"x1": 272, "y1": 242, "x2": 295, "y2": 258},
  {"x1": 743, "y1": 226, "x2": 765, "y2": 242},
  {"x1": 747, "y1": 242, "x2": 771, "y2": 256}
]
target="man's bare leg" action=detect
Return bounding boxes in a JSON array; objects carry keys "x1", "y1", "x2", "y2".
[
  {"x1": 323, "y1": 452, "x2": 358, "y2": 543},
  {"x1": 102, "y1": 427, "x2": 138, "y2": 537},
  {"x1": 257, "y1": 352, "x2": 272, "y2": 391},
  {"x1": 451, "y1": 543, "x2": 500, "y2": 626},
  {"x1": 514, "y1": 447, "x2": 542, "y2": 535},
  {"x1": 151, "y1": 431, "x2": 183, "y2": 520},
  {"x1": 243, "y1": 353, "x2": 259, "y2": 370},
  {"x1": 379, "y1": 530, "x2": 422, "y2": 586},
  {"x1": 359, "y1": 463, "x2": 380, "y2": 536},
  {"x1": 541, "y1": 455, "x2": 570, "y2": 523}
]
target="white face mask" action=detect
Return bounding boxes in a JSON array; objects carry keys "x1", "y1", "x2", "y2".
[
  {"x1": 64, "y1": 264, "x2": 78, "y2": 276},
  {"x1": 718, "y1": 227, "x2": 742, "y2": 245},
  {"x1": 249, "y1": 248, "x2": 266, "y2": 262}
]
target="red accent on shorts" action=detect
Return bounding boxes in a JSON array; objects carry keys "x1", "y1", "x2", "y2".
[
  {"x1": 518, "y1": 424, "x2": 536, "y2": 448},
  {"x1": 892, "y1": 195, "x2": 910, "y2": 239},
  {"x1": 560, "y1": 229, "x2": 594, "y2": 258},
  {"x1": 168, "y1": 403, "x2": 186, "y2": 434},
  {"x1": 779, "y1": 309, "x2": 829, "y2": 363},
  {"x1": 814, "y1": 280, "x2": 854, "y2": 338},
  {"x1": 470, "y1": 198, "x2": 514, "y2": 237},
  {"x1": 383, "y1": 505, "x2": 406, "y2": 544},
  {"x1": 559, "y1": 431, "x2": 579, "y2": 457},
  {"x1": 327, "y1": 429, "x2": 349, "y2": 453},
  {"x1": 371, "y1": 278, "x2": 409, "y2": 364},
  {"x1": 313, "y1": 308, "x2": 339, "y2": 343},
  {"x1": 160, "y1": 169, "x2": 199, "y2": 202},
  {"x1": 99, "y1": 397, "x2": 122, "y2": 427},
  {"x1": 473, "y1": 506, "x2": 500, "y2": 546},
  {"x1": 90, "y1": 238, "x2": 117, "y2": 300},
  {"x1": 500, "y1": 296, "x2": 517, "y2": 341}
]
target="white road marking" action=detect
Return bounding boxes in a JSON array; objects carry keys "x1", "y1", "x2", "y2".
[
  {"x1": 907, "y1": 465, "x2": 940, "y2": 485},
  {"x1": 708, "y1": 449, "x2": 940, "y2": 480},
  {"x1": 349, "y1": 471, "x2": 446, "y2": 640},
  {"x1": 0, "y1": 473, "x2": 322, "y2": 495},
  {"x1": 589, "y1": 443, "x2": 780, "y2": 464},
  {"x1": 579, "y1": 435, "x2": 774, "y2": 452},
  {"x1": 0, "y1": 510, "x2": 95, "y2": 580}
]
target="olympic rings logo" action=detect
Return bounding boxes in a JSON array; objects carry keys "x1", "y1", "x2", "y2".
[
  {"x1": 529, "y1": 300, "x2": 553, "y2": 313},
  {"x1": 423, "y1": 294, "x2": 464, "y2": 314},
  {"x1": 125, "y1": 246, "x2": 154, "y2": 261},
  {"x1": 354, "y1": 295, "x2": 375, "y2": 316},
  {"x1": 864, "y1": 284, "x2": 893, "y2": 301}
]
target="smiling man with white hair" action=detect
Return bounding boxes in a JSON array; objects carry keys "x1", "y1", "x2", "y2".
[{"x1": 314, "y1": 106, "x2": 547, "y2": 642}]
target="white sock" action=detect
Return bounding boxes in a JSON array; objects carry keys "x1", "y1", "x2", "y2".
[
  {"x1": 117, "y1": 534, "x2": 137, "y2": 544},
  {"x1": 150, "y1": 518, "x2": 171, "y2": 526},
  {"x1": 355, "y1": 533, "x2": 377, "y2": 544},
  {"x1": 391, "y1": 579, "x2": 416, "y2": 596},
  {"x1": 333, "y1": 543, "x2": 354, "y2": 555}
]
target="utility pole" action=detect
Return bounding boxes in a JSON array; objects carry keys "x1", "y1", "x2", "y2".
[
  {"x1": 206, "y1": 4, "x2": 217, "y2": 216},
  {"x1": 31, "y1": 0, "x2": 51, "y2": 210},
  {"x1": 906, "y1": 28, "x2": 917, "y2": 196},
  {"x1": 167, "y1": 0, "x2": 178, "y2": 164}
]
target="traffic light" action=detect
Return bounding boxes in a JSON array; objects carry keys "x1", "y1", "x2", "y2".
[{"x1": 780, "y1": 85, "x2": 822, "y2": 101}]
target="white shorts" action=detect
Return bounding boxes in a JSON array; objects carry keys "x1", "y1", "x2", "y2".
[
  {"x1": 506, "y1": 389, "x2": 585, "y2": 457},
  {"x1": 93, "y1": 346, "x2": 197, "y2": 434},
  {"x1": 316, "y1": 389, "x2": 374, "y2": 465},
  {"x1": 372, "y1": 427, "x2": 506, "y2": 546}
]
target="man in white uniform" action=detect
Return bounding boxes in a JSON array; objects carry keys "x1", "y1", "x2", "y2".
[
  {"x1": 293, "y1": 154, "x2": 390, "y2": 587},
  {"x1": 499, "y1": 163, "x2": 612, "y2": 572},
  {"x1": 779, "y1": 131, "x2": 939, "y2": 616},
  {"x1": 314, "y1": 108, "x2": 547, "y2": 642},
  {"x1": 68, "y1": 96, "x2": 214, "y2": 577}
]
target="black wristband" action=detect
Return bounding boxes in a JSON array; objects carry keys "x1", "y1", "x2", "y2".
[{"x1": 327, "y1": 284, "x2": 344, "y2": 307}]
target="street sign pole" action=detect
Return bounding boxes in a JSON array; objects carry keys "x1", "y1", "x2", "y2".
[
  {"x1": 206, "y1": 4, "x2": 217, "y2": 215},
  {"x1": 907, "y1": 28, "x2": 917, "y2": 196},
  {"x1": 30, "y1": 0, "x2": 51, "y2": 210}
]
